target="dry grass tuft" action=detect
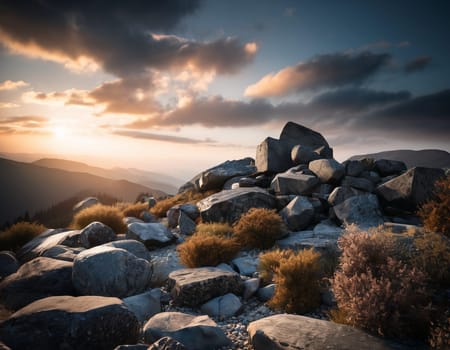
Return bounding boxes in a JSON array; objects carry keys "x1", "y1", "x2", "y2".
[
  {"x1": 195, "y1": 222, "x2": 233, "y2": 238},
  {"x1": 119, "y1": 202, "x2": 149, "y2": 218},
  {"x1": 71, "y1": 204, "x2": 126, "y2": 234},
  {"x1": 258, "y1": 249, "x2": 293, "y2": 284},
  {"x1": 0, "y1": 221, "x2": 47, "y2": 252}
]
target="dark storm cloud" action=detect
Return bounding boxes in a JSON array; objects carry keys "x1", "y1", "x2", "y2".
[
  {"x1": 0, "y1": 0, "x2": 256, "y2": 76},
  {"x1": 112, "y1": 130, "x2": 216, "y2": 144},
  {"x1": 404, "y1": 56, "x2": 432, "y2": 73},
  {"x1": 245, "y1": 51, "x2": 391, "y2": 97}
]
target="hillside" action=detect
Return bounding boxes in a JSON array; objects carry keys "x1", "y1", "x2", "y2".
[
  {"x1": 348, "y1": 149, "x2": 450, "y2": 169},
  {"x1": 0, "y1": 157, "x2": 166, "y2": 227},
  {"x1": 32, "y1": 158, "x2": 181, "y2": 194}
]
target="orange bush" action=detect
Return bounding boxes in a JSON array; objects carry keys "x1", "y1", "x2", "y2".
[
  {"x1": 120, "y1": 202, "x2": 149, "y2": 218},
  {"x1": 71, "y1": 204, "x2": 126, "y2": 234},
  {"x1": 0, "y1": 221, "x2": 47, "y2": 252}
]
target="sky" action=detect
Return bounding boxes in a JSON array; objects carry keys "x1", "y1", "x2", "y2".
[{"x1": 0, "y1": 0, "x2": 449, "y2": 180}]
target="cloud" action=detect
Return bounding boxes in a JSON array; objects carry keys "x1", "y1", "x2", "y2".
[
  {"x1": 245, "y1": 51, "x2": 391, "y2": 97},
  {"x1": 404, "y1": 56, "x2": 432, "y2": 73},
  {"x1": 0, "y1": 80, "x2": 28, "y2": 91},
  {"x1": 112, "y1": 130, "x2": 217, "y2": 144},
  {"x1": 0, "y1": 115, "x2": 48, "y2": 134},
  {"x1": 0, "y1": 102, "x2": 19, "y2": 108},
  {"x1": 0, "y1": 1, "x2": 256, "y2": 76}
]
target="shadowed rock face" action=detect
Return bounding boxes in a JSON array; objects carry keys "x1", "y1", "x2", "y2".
[{"x1": 0, "y1": 295, "x2": 140, "y2": 350}]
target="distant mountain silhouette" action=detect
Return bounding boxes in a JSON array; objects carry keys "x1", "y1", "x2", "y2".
[
  {"x1": 32, "y1": 158, "x2": 180, "y2": 195},
  {"x1": 0, "y1": 157, "x2": 166, "y2": 227},
  {"x1": 348, "y1": 149, "x2": 450, "y2": 169}
]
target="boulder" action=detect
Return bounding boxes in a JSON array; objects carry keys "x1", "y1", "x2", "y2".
[
  {"x1": 256, "y1": 137, "x2": 292, "y2": 173},
  {"x1": 291, "y1": 145, "x2": 320, "y2": 165},
  {"x1": 148, "y1": 337, "x2": 187, "y2": 350},
  {"x1": 256, "y1": 284, "x2": 276, "y2": 302},
  {"x1": 341, "y1": 176, "x2": 374, "y2": 192},
  {"x1": 151, "y1": 252, "x2": 183, "y2": 286},
  {"x1": 376, "y1": 167, "x2": 445, "y2": 211},
  {"x1": 60, "y1": 230, "x2": 83, "y2": 247},
  {"x1": 345, "y1": 160, "x2": 365, "y2": 177},
  {"x1": 280, "y1": 196, "x2": 315, "y2": 231},
  {"x1": 124, "y1": 217, "x2": 145, "y2": 225},
  {"x1": 243, "y1": 278, "x2": 260, "y2": 299},
  {"x1": 313, "y1": 221, "x2": 343, "y2": 239},
  {"x1": 41, "y1": 245, "x2": 83, "y2": 262},
  {"x1": 80, "y1": 221, "x2": 116, "y2": 248},
  {"x1": 374, "y1": 159, "x2": 407, "y2": 176},
  {"x1": 178, "y1": 211, "x2": 196, "y2": 236},
  {"x1": 143, "y1": 312, "x2": 230, "y2": 350},
  {"x1": 271, "y1": 173, "x2": 320, "y2": 195},
  {"x1": 248, "y1": 314, "x2": 394, "y2": 350},
  {"x1": 0, "y1": 252, "x2": 19, "y2": 279},
  {"x1": 231, "y1": 256, "x2": 259, "y2": 277},
  {"x1": 123, "y1": 289, "x2": 161, "y2": 323},
  {"x1": 197, "y1": 187, "x2": 276, "y2": 223},
  {"x1": 127, "y1": 222, "x2": 176, "y2": 249},
  {"x1": 276, "y1": 232, "x2": 337, "y2": 252},
  {"x1": 0, "y1": 295, "x2": 140, "y2": 350},
  {"x1": 103, "y1": 239, "x2": 151, "y2": 260},
  {"x1": 201, "y1": 293, "x2": 242, "y2": 318},
  {"x1": 72, "y1": 246, "x2": 152, "y2": 298},
  {"x1": 0, "y1": 257, "x2": 75, "y2": 310},
  {"x1": 309, "y1": 159, "x2": 345, "y2": 183},
  {"x1": 333, "y1": 194, "x2": 384, "y2": 229},
  {"x1": 328, "y1": 186, "x2": 365, "y2": 206},
  {"x1": 168, "y1": 267, "x2": 243, "y2": 307},
  {"x1": 73, "y1": 196, "x2": 99, "y2": 212}
]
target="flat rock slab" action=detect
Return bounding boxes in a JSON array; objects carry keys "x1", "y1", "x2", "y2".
[
  {"x1": 127, "y1": 222, "x2": 176, "y2": 249},
  {"x1": 168, "y1": 267, "x2": 243, "y2": 307},
  {"x1": 276, "y1": 232, "x2": 337, "y2": 252},
  {"x1": 200, "y1": 293, "x2": 242, "y2": 318},
  {"x1": 248, "y1": 314, "x2": 395, "y2": 350},
  {"x1": 0, "y1": 295, "x2": 140, "y2": 350},
  {"x1": 144, "y1": 312, "x2": 230, "y2": 350},
  {"x1": 197, "y1": 187, "x2": 276, "y2": 223},
  {"x1": 271, "y1": 173, "x2": 319, "y2": 195}
]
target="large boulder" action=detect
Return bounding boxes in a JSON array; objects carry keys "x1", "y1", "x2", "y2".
[
  {"x1": 127, "y1": 222, "x2": 176, "y2": 249},
  {"x1": 376, "y1": 167, "x2": 445, "y2": 211},
  {"x1": 123, "y1": 289, "x2": 161, "y2": 324},
  {"x1": 374, "y1": 159, "x2": 407, "y2": 176},
  {"x1": 291, "y1": 145, "x2": 320, "y2": 165},
  {"x1": 0, "y1": 257, "x2": 75, "y2": 310},
  {"x1": 256, "y1": 137, "x2": 292, "y2": 173},
  {"x1": 248, "y1": 314, "x2": 394, "y2": 350},
  {"x1": 333, "y1": 194, "x2": 384, "y2": 229},
  {"x1": 280, "y1": 196, "x2": 315, "y2": 231},
  {"x1": 271, "y1": 173, "x2": 319, "y2": 195},
  {"x1": 168, "y1": 267, "x2": 243, "y2": 307},
  {"x1": 103, "y1": 239, "x2": 151, "y2": 260},
  {"x1": 41, "y1": 245, "x2": 83, "y2": 262},
  {"x1": 143, "y1": 312, "x2": 230, "y2": 350},
  {"x1": 80, "y1": 221, "x2": 116, "y2": 248},
  {"x1": 0, "y1": 252, "x2": 19, "y2": 279},
  {"x1": 309, "y1": 159, "x2": 345, "y2": 183},
  {"x1": 178, "y1": 158, "x2": 256, "y2": 193},
  {"x1": 328, "y1": 186, "x2": 365, "y2": 206},
  {"x1": 72, "y1": 246, "x2": 152, "y2": 298},
  {"x1": 0, "y1": 295, "x2": 140, "y2": 350},
  {"x1": 197, "y1": 187, "x2": 276, "y2": 223},
  {"x1": 341, "y1": 176, "x2": 374, "y2": 192}
]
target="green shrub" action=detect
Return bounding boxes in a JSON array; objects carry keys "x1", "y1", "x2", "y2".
[
  {"x1": 177, "y1": 233, "x2": 240, "y2": 268},
  {"x1": 71, "y1": 204, "x2": 126, "y2": 234},
  {"x1": 418, "y1": 176, "x2": 449, "y2": 238},
  {"x1": 195, "y1": 222, "x2": 233, "y2": 238},
  {"x1": 0, "y1": 221, "x2": 47, "y2": 252},
  {"x1": 331, "y1": 229, "x2": 431, "y2": 339},
  {"x1": 268, "y1": 248, "x2": 322, "y2": 314},
  {"x1": 233, "y1": 208, "x2": 286, "y2": 249}
]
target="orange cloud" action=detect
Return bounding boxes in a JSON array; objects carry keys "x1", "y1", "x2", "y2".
[{"x1": 0, "y1": 79, "x2": 29, "y2": 91}]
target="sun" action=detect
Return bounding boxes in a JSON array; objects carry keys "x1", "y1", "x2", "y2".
[{"x1": 52, "y1": 126, "x2": 68, "y2": 139}]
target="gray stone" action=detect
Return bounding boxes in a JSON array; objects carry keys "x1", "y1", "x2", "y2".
[
  {"x1": 80, "y1": 221, "x2": 116, "y2": 248},
  {"x1": 275, "y1": 195, "x2": 297, "y2": 210},
  {"x1": 142, "y1": 211, "x2": 157, "y2": 223},
  {"x1": 178, "y1": 211, "x2": 196, "y2": 236},
  {"x1": 276, "y1": 232, "x2": 337, "y2": 252},
  {"x1": 341, "y1": 176, "x2": 374, "y2": 192},
  {"x1": 148, "y1": 337, "x2": 187, "y2": 350},
  {"x1": 59, "y1": 230, "x2": 83, "y2": 248},
  {"x1": 0, "y1": 252, "x2": 19, "y2": 279},
  {"x1": 143, "y1": 312, "x2": 230, "y2": 350},
  {"x1": 0, "y1": 295, "x2": 140, "y2": 350},
  {"x1": 127, "y1": 222, "x2": 176, "y2": 249},
  {"x1": 271, "y1": 173, "x2": 320, "y2": 195},
  {"x1": 73, "y1": 196, "x2": 99, "y2": 212},
  {"x1": 167, "y1": 206, "x2": 181, "y2": 228},
  {"x1": 243, "y1": 278, "x2": 260, "y2": 299},
  {"x1": 345, "y1": 160, "x2": 365, "y2": 177},
  {"x1": 248, "y1": 314, "x2": 393, "y2": 350},
  {"x1": 376, "y1": 167, "x2": 445, "y2": 211},
  {"x1": 201, "y1": 293, "x2": 242, "y2": 318},
  {"x1": 291, "y1": 145, "x2": 320, "y2": 165},
  {"x1": 334, "y1": 194, "x2": 384, "y2": 229},
  {"x1": 168, "y1": 267, "x2": 243, "y2": 307},
  {"x1": 41, "y1": 245, "x2": 84, "y2": 262},
  {"x1": 374, "y1": 159, "x2": 407, "y2": 176},
  {"x1": 179, "y1": 204, "x2": 200, "y2": 221},
  {"x1": 280, "y1": 196, "x2": 315, "y2": 231},
  {"x1": 123, "y1": 217, "x2": 145, "y2": 225},
  {"x1": 0, "y1": 257, "x2": 75, "y2": 310},
  {"x1": 123, "y1": 289, "x2": 161, "y2": 323},
  {"x1": 256, "y1": 137, "x2": 292, "y2": 173},
  {"x1": 103, "y1": 240, "x2": 151, "y2": 260},
  {"x1": 309, "y1": 159, "x2": 345, "y2": 183},
  {"x1": 328, "y1": 186, "x2": 365, "y2": 206},
  {"x1": 216, "y1": 263, "x2": 236, "y2": 273},
  {"x1": 256, "y1": 284, "x2": 276, "y2": 302},
  {"x1": 197, "y1": 187, "x2": 276, "y2": 223},
  {"x1": 231, "y1": 256, "x2": 259, "y2": 277},
  {"x1": 313, "y1": 221, "x2": 343, "y2": 239},
  {"x1": 72, "y1": 246, "x2": 152, "y2": 298},
  {"x1": 151, "y1": 253, "x2": 183, "y2": 287},
  {"x1": 223, "y1": 176, "x2": 247, "y2": 190}
]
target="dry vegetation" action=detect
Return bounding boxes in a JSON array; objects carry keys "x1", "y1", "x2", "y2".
[
  {"x1": 118, "y1": 202, "x2": 149, "y2": 218},
  {"x1": 71, "y1": 204, "x2": 126, "y2": 233},
  {"x1": 0, "y1": 221, "x2": 47, "y2": 252},
  {"x1": 258, "y1": 249, "x2": 293, "y2": 284},
  {"x1": 234, "y1": 208, "x2": 286, "y2": 249},
  {"x1": 195, "y1": 222, "x2": 233, "y2": 237}
]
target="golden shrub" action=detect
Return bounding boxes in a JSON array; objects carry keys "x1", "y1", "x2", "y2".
[
  {"x1": 233, "y1": 208, "x2": 286, "y2": 249},
  {"x1": 71, "y1": 204, "x2": 126, "y2": 234},
  {"x1": 120, "y1": 202, "x2": 149, "y2": 218},
  {"x1": 258, "y1": 249, "x2": 293, "y2": 284},
  {"x1": 0, "y1": 221, "x2": 47, "y2": 252},
  {"x1": 195, "y1": 222, "x2": 233, "y2": 238}
]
